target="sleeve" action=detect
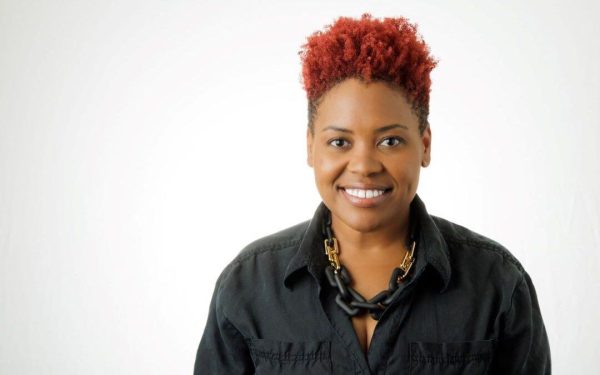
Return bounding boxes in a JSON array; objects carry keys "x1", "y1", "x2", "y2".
[
  {"x1": 193, "y1": 272, "x2": 255, "y2": 375},
  {"x1": 493, "y1": 271, "x2": 551, "y2": 374}
]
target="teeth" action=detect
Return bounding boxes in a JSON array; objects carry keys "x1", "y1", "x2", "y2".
[{"x1": 345, "y1": 188, "x2": 386, "y2": 199}]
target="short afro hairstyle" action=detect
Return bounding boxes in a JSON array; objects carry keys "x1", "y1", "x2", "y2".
[{"x1": 299, "y1": 13, "x2": 438, "y2": 134}]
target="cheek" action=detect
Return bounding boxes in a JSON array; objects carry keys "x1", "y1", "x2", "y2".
[
  {"x1": 314, "y1": 152, "x2": 345, "y2": 186},
  {"x1": 388, "y1": 155, "x2": 422, "y2": 189}
]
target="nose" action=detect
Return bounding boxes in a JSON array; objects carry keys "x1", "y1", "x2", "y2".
[{"x1": 347, "y1": 145, "x2": 383, "y2": 176}]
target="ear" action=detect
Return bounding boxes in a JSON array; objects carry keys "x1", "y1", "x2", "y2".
[
  {"x1": 306, "y1": 127, "x2": 314, "y2": 168},
  {"x1": 421, "y1": 126, "x2": 432, "y2": 167}
]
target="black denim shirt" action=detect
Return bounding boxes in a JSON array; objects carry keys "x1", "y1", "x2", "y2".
[{"x1": 194, "y1": 195, "x2": 550, "y2": 374}]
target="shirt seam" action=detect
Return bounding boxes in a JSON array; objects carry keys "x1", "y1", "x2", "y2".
[
  {"x1": 221, "y1": 312, "x2": 246, "y2": 341},
  {"x1": 444, "y1": 237, "x2": 524, "y2": 273},
  {"x1": 246, "y1": 346, "x2": 330, "y2": 362},
  {"x1": 231, "y1": 238, "x2": 302, "y2": 267},
  {"x1": 505, "y1": 272, "x2": 527, "y2": 328},
  {"x1": 411, "y1": 352, "x2": 493, "y2": 364}
]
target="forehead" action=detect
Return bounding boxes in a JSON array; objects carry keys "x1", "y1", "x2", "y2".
[{"x1": 314, "y1": 78, "x2": 419, "y2": 132}]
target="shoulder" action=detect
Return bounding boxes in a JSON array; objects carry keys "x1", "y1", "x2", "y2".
[
  {"x1": 431, "y1": 215, "x2": 526, "y2": 285},
  {"x1": 231, "y1": 220, "x2": 309, "y2": 266},
  {"x1": 214, "y1": 220, "x2": 309, "y2": 292}
]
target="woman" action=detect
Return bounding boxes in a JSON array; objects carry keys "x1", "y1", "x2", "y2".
[{"x1": 194, "y1": 14, "x2": 550, "y2": 374}]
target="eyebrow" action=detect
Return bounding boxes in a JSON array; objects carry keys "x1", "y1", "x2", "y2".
[{"x1": 321, "y1": 124, "x2": 409, "y2": 133}]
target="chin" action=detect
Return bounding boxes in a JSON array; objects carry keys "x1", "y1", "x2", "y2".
[{"x1": 332, "y1": 208, "x2": 387, "y2": 234}]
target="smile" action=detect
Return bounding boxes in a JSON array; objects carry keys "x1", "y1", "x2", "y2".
[
  {"x1": 339, "y1": 187, "x2": 392, "y2": 208},
  {"x1": 344, "y1": 188, "x2": 385, "y2": 198}
]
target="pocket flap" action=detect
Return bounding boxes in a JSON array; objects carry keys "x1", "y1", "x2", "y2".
[
  {"x1": 246, "y1": 338, "x2": 331, "y2": 362},
  {"x1": 410, "y1": 340, "x2": 495, "y2": 374}
]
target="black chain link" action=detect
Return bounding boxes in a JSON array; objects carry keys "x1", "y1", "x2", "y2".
[{"x1": 321, "y1": 209, "x2": 418, "y2": 321}]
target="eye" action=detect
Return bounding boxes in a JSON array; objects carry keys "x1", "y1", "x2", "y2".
[
  {"x1": 328, "y1": 138, "x2": 350, "y2": 149},
  {"x1": 378, "y1": 136, "x2": 404, "y2": 148}
]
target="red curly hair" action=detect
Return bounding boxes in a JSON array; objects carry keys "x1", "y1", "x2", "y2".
[{"x1": 299, "y1": 14, "x2": 438, "y2": 133}]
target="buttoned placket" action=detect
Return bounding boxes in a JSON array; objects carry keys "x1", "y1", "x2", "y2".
[{"x1": 316, "y1": 251, "x2": 430, "y2": 374}]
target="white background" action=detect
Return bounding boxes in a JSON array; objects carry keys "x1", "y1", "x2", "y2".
[{"x1": 1, "y1": 0, "x2": 599, "y2": 373}]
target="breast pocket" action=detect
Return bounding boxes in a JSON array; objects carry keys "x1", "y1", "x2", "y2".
[
  {"x1": 409, "y1": 340, "x2": 495, "y2": 375},
  {"x1": 246, "y1": 338, "x2": 332, "y2": 375}
]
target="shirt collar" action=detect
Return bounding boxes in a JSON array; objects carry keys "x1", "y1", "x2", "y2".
[
  {"x1": 283, "y1": 194, "x2": 451, "y2": 292},
  {"x1": 283, "y1": 202, "x2": 330, "y2": 288}
]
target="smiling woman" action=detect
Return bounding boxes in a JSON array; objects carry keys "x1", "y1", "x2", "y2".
[
  {"x1": 193, "y1": 14, "x2": 550, "y2": 375},
  {"x1": 307, "y1": 78, "x2": 430, "y2": 236}
]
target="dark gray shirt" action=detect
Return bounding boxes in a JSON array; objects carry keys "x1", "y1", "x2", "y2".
[{"x1": 194, "y1": 195, "x2": 550, "y2": 374}]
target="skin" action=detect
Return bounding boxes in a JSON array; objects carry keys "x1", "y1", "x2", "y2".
[{"x1": 306, "y1": 77, "x2": 432, "y2": 353}]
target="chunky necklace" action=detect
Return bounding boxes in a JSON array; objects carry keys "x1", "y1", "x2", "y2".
[{"x1": 321, "y1": 210, "x2": 417, "y2": 321}]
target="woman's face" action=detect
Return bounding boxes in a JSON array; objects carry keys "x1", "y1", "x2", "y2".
[{"x1": 307, "y1": 78, "x2": 431, "y2": 235}]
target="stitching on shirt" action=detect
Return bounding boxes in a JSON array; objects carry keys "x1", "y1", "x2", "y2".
[
  {"x1": 433, "y1": 216, "x2": 524, "y2": 273},
  {"x1": 247, "y1": 344, "x2": 330, "y2": 362},
  {"x1": 411, "y1": 352, "x2": 492, "y2": 364},
  {"x1": 505, "y1": 272, "x2": 527, "y2": 329},
  {"x1": 232, "y1": 239, "x2": 302, "y2": 266},
  {"x1": 221, "y1": 314, "x2": 246, "y2": 340},
  {"x1": 445, "y1": 237, "x2": 524, "y2": 273}
]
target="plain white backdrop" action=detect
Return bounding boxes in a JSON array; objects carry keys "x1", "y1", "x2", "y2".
[{"x1": 1, "y1": 0, "x2": 599, "y2": 373}]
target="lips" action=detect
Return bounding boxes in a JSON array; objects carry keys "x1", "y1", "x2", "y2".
[
  {"x1": 337, "y1": 185, "x2": 392, "y2": 208},
  {"x1": 344, "y1": 188, "x2": 386, "y2": 199}
]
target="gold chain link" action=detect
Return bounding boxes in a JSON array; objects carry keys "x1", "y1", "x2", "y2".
[
  {"x1": 324, "y1": 238, "x2": 341, "y2": 271},
  {"x1": 326, "y1": 236, "x2": 415, "y2": 284},
  {"x1": 397, "y1": 240, "x2": 416, "y2": 282}
]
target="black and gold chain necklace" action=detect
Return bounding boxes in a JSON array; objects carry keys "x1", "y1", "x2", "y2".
[{"x1": 321, "y1": 210, "x2": 417, "y2": 321}]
